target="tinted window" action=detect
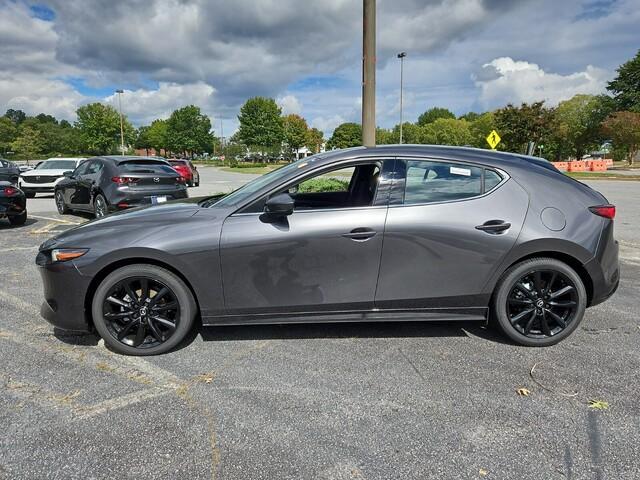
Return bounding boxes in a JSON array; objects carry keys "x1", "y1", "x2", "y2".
[
  {"x1": 86, "y1": 161, "x2": 103, "y2": 175},
  {"x1": 404, "y1": 160, "x2": 482, "y2": 204},
  {"x1": 73, "y1": 161, "x2": 90, "y2": 176},
  {"x1": 0, "y1": 159, "x2": 8, "y2": 167},
  {"x1": 118, "y1": 161, "x2": 176, "y2": 174},
  {"x1": 485, "y1": 170, "x2": 503, "y2": 191}
]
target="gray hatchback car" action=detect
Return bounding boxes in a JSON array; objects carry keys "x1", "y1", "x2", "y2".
[{"x1": 37, "y1": 145, "x2": 619, "y2": 355}]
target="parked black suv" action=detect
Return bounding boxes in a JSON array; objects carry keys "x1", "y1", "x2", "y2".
[{"x1": 54, "y1": 156, "x2": 188, "y2": 218}]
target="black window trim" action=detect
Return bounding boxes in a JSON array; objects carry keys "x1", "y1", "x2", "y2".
[{"x1": 392, "y1": 156, "x2": 509, "y2": 208}]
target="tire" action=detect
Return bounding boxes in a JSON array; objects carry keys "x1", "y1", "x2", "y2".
[
  {"x1": 491, "y1": 257, "x2": 587, "y2": 346},
  {"x1": 8, "y1": 210, "x2": 27, "y2": 226},
  {"x1": 93, "y1": 193, "x2": 108, "y2": 218},
  {"x1": 92, "y1": 264, "x2": 197, "y2": 356},
  {"x1": 55, "y1": 190, "x2": 69, "y2": 214}
]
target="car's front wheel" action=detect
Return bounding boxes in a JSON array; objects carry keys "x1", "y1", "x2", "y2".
[
  {"x1": 92, "y1": 264, "x2": 197, "y2": 355},
  {"x1": 491, "y1": 257, "x2": 587, "y2": 346}
]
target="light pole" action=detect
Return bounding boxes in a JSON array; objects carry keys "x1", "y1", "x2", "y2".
[
  {"x1": 397, "y1": 51, "x2": 406, "y2": 144},
  {"x1": 115, "y1": 89, "x2": 125, "y2": 156},
  {"x1": 362, "y1": 0, "x2": 376, "y2": 147}
]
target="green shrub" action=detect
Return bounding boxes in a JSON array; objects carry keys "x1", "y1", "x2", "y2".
[{"x1": 298, "y1": 178, "x2": 349, "y2": 193}]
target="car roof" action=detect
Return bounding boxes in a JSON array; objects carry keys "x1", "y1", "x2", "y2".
[{"x1": 312, "y1": 145, "x2": 557, "y2": 173}]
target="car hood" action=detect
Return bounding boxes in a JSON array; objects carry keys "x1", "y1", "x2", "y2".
[
  {"x1": 43, "y1": 201, "x2": 206, "y2": 249},
  {"x1": 21, "y1": 169, "x2": 69, "y2": 177}
]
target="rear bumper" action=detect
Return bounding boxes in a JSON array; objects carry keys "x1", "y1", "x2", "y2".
[
  {"x1": 586, "y1": 220, "x2": 619, "y2": 307},
  {"x1": 37, "y1": 255, "x2": 92, "y2": 332},
  {"x1": 109, "y1": 186, "x2": 189, "y2": 210},
  {"x1": 0, "y1": 198, "x2": 26, "y2": 217}
]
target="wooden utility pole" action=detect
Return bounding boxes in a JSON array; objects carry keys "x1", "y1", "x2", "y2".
[{"x1": 362, "y1": 0, "x2": 376, "y2": 147}]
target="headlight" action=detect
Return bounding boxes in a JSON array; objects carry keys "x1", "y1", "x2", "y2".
[{"x1": 51, "y1": 248, "x2": 89, "y2": 262}]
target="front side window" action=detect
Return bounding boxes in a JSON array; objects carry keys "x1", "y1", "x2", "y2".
[{"x1": 86, "y1": 161, "x2": 103, "y2": 175}]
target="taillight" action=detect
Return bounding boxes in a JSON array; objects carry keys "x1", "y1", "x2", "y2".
[
  {"x1": 111, "y1": 176, "x2": 137, "y2": 185},
  {"x1": 176, "y1": 176, "x2": 186, "y2": 184},
  {"x1": 589, "y1": 205, "x2": 616, "y2": 219},
  {"x1": 3, "y1": 186, "x2": 18, "y2": 196}
]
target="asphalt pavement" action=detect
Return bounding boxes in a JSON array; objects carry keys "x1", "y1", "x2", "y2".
[{"x1": 1, "y1": 169, "x2": 639, "y2": 479}]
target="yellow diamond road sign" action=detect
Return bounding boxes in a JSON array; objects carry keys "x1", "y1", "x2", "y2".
[{"x1": 486, "y1": 130, "x2": 501, "y2": 149}]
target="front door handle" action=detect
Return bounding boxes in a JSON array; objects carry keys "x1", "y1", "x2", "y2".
[
  {"x1": 342, "y1": 227, "x2": 377, "y2": 241},
  {"x1": 475, "y1": 220, "x2": 511, "y2": 234}
]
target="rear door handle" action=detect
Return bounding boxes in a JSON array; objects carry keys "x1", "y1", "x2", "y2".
[
  {"x1": 342, "y1": 228, "x2": 377, "y2": 241},
  {"x1": 475, "y1": 220, "x2": 511, "y2": 234}
]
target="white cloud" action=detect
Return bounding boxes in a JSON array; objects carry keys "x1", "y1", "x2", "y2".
[
  {"x1": 277, "y1": 95, "x2": 302, "y2": 115},
  {"x1": 474, "y1": 57, "x2": 612, "y2": 109},
  {"x1": 103, "y1": 82, "x2": 216, "y2": 125}
]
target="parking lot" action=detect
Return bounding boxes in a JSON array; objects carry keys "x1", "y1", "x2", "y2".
[{"x1": 1, "y1": 168, "x2": 639, "y2": 479}]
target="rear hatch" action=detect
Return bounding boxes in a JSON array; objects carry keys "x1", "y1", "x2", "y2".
[{"x1": 115, "y1": 160, "x2": 182, "y2": 188}]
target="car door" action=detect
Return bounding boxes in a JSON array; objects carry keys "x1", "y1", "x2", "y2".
[
  {"x1": 219, "y1": 159, "x2": 394, "y2": 316},
  {"x1": 73, "y1": 160, "x2": 103, "y2": 208},
  {"x1": 374, "y1": 157, "x2": 529, "y2": 310},
  {"x1": 66, "y1": 161, "x2": 90, "y2": 207}
]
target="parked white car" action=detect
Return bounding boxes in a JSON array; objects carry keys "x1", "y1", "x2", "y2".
[{"x1": 19, "y1": 158, "x2": 86, "y2": 198}]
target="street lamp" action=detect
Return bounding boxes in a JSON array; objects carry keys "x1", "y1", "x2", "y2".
[
  {"x1": 115, "y1": 89, "x2": 125, "y2": 156},
  {"x1": 397, "y1": 52, "x2": 407, "y2": 144}
]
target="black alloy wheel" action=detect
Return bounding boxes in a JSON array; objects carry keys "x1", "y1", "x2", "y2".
[
  {"x1": 92, "y1": 265, "x2": 196, "y2": 355},
  {"x1": 507, "y1": 270, "x2": 579, "y2": 337},
  {"x1": 102, "y1": 277, "x2": 180, "y2": 349},
  {"x1": 94, "y1": 193, "x2": 107, "y2": 218},
  {"x1": 492, "y1": 258, "x2": 587, "y2": 346},
  {"x1": 55, "y1": 190, "x2": 68, "y2": 214}
]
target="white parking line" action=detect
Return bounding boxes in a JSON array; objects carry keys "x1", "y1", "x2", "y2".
[{"x1": 29, "y1": 214, "x2": 81, "y2": 225}]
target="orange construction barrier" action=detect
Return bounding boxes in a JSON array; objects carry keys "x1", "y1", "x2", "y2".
[
  {"x1": 552, "y1": 162, "x2": 569, "y2": 171},
  {"x1": 590, "y1": 160, "x2": 607, "y2": 172},
  {"x1": 603, "y1": 158, "x2": 614, "y2": 167},
  {"x1": 567, "y1": 161, "x2": 586, "y2": 172}
]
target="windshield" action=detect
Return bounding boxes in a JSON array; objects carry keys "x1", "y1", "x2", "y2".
[
  {"x1": 37, "y1": 160, "x2": 78, "y2": 170},
  {"x1": 212, "y1": 158, "x2": 312, "y2": 208}
]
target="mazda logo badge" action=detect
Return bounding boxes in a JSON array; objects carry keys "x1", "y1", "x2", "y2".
[{"x1": 153, "y1": 177, "x2": 160, "y2": 183}]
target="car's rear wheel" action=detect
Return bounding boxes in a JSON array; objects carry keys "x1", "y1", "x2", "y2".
[
  {"x1": 491, "y1": 258, "x2": 587, "y2": 346},
  {"x1": 92, "y1": 264, "x2": 196, "y2": 355},
  {"x1": 8, "y1": 210, "x2": 27, "y2": 226},
  {"x1": 55, "y1": 190, "x2": 68, "y2": 214},
  {"x1": 94, "y1": 193, "x2": 108, "y2": 218}
]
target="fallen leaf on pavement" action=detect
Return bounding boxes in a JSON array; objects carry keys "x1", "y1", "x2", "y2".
[
  {"x1": 516, "y1": 387, "x2": 531, "y2": 396},
  {"x1": 588, "y1": 399, "x2": 609, "y2": 410}
]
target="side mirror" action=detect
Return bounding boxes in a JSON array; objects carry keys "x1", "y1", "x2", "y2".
[
  {"x1": 265, "y1": 193, "x2": 294, "y2": 216},
  {"x1": 63, "y1": 171, "x2": 74, "y2": 178}
]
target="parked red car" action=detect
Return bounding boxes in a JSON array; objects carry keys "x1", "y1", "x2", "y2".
[{"x1": 169, "y1": 159, "x2": 200, "y2": 187}]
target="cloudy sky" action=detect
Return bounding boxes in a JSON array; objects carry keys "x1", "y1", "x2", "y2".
[{"x1": 0, "y1": 0, "x2": 638, "y2": 136}]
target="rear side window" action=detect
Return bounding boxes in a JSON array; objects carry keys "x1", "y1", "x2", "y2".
[
  {"x1": 118, "y1": 161, "x2": 175, "y2": 174},
  {"x1": 403, "y1": 160, "x2": 502, "y2": 205}
]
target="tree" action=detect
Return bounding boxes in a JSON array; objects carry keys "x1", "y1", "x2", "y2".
[
  {"x1": 459, "y1": 112, "x2": 480, "y2": 122},
  {"x1": 4, "y1": 109, "x2": 26, "y2": 125},
  {"x1": 326, "y1": 123, "x2": 362, "y2": 149},
  {"x1": 494, "y1": 102, "x2": 554, "y2": 153},
  {"x1": 607, "y1": 49, "x2": 640, "y2": 112},
  {"x1": 548, "y1": 94, "x2": 614, "y2": 160},
  {"x1": 417, "y1": 107, "x2": 455, "y2": 126},
  {"x1": 0, "y1": 117, "x2": 18, "y2": 155},
  {"x1": 421, "y1": 118, "x2": 473, "y2": 146},
  {"x1": 166, "y1": 105, "x2": 213, "y2": 157},
  {"x1": 602, "y1": 111, "x2": 640, "y2": 164},
  {"x1": 11, "y1": 126, "x2": 45, "y2": 158},
  {"x1": 305, "y1": 127, "x2": 324, "y2": 153},
  {"x1": 135, "y1": 126, "x2": 153, "y2": 155},
  {"x1": 147, "y1": 119, "x2": 169, "y2": 154},
  {"x1": 469, "y1": 112, "x2": 496, "y2": 149},
  {"x1": 282, "y1": 114, "x2": 308, "y2": 159},
  {"x1": 376, "y1": 127, "x2": 393, "y2": 145},
  {"x1": 387, "y1": 122, "x2": 423, "y2": 144},
  {"x1": 75, "y1": 103, "x2": 134, "y2": 155},
  {"x1": 237, "y1": 97, "x2": 284, "y2": 154}
]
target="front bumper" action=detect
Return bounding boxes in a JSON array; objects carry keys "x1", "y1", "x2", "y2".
[
  {"x1": 19, "y1": 180, "x2": 60, "y2": 192},
  {"x1": 37, "y1": 254, "x2": 93, "y2": 332}
]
